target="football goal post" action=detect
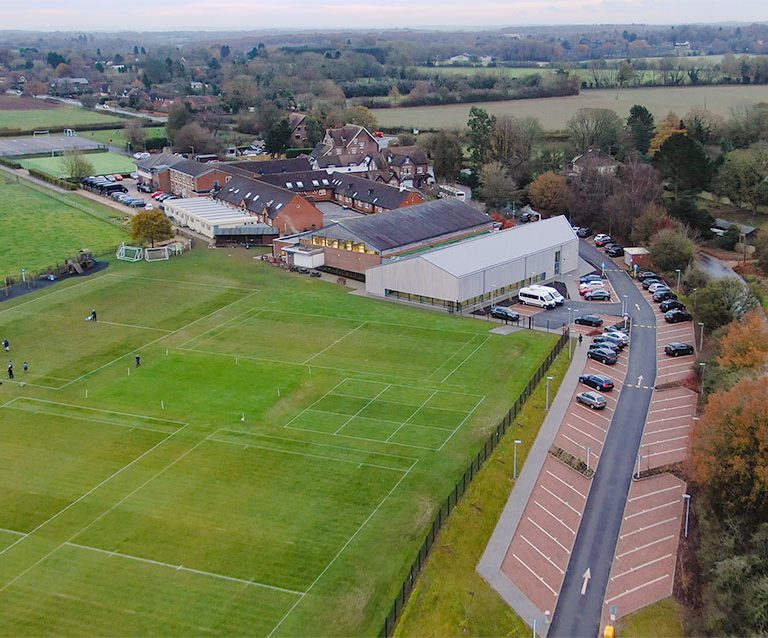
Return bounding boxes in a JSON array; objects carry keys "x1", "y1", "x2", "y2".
[
  {"x1": 144, "y1": 246, "x2": 171, "y2": 261},
  {"x1": 32, "y1": 130, "x2": 50, "y2": 137},
  {"x1": 116, "y1": 244, "x2": 143, "y2": 262}
]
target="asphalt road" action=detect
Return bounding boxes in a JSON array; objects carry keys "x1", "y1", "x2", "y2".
[{"x1": 548, "y1": 241, "x2": 658, "y2": 637}]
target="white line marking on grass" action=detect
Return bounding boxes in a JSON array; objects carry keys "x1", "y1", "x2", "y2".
[
  {"x1": 0, "y1": 528, "x2": 27, "y2": 538},
  {"x1": 0, "y1": 422, "x2": 189, "y2": 561},
  {"x1": 110, "y1": 275, "x2": 259, "y2": 292},
  {"x1": 283, "y1": 379, "x2": 350, "y2": 428},
  {"x1": 284, "y1": 425, "x2": 439, "y2": 452},
  {"x1": 3, "y1": 406, "x2": 173, "y2": 435},
  {"x1": 424, "y1": 334, "x2": 481, "y2": 382},
  {"x1": 385, "y1": 390, "x2": 439, "y2": 442},
  {"x1": 0, "y1": 272, "x2": 113, "y2": 317},
  {"x1": 208, "y1": 434, "x2": 407, "y2": 473},
  {"x1": 176, "y1": 307, "x2": 265, "y2": 350},
  {"x1": 98, "y1": 321, "x2": 172, "y2": 333},
  {"x1": 0, "y1": 379, "x2": 60, "y2": 390},
  {"x1": 64, "y1": 542, "x2": 303, "y2": 596},
  {"x1": 440, "y1": 336, "x2": 491, "y2": 383},
  {"x1": 302, "y1": 322, "x2": 367, "y2": 365},
  {"x1": 334, "y1": 384, "x2": 392, "y2": 435},
  {"x1": 304, "y1": 407, "x2": 404, "y2": 426},
  {"x1": 266, "y1": 460, "x2": 418, "y2": 638},
  {"x1": 438, "y1": 395, "x2": 486, "y2": 451},
  {"x1": 60, "y1": 291, "x2": 260, "y2": 389},
  {"x1": 7, "y1": 397, "x2": 187, "y2": 425},
  {"x1": 0, "y1": 430, "x2": 207, "y2": 596}
]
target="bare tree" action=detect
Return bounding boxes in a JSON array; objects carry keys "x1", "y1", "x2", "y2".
[
  {"x1": 492, "y1": 115, "x2": 542, "y2": 172},
  {"x1": 124, "y1": 119, "x2": 146, "y2": 151},
  {"x1": 61, "y1": 150, "x2": 94, "y2": 181},
  {"x1": 566, "y1": 108, "x2": 623, "y2": 153}
]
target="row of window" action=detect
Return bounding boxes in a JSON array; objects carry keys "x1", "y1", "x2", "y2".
[{"x1": 308, "y1": 236, "x2": 376, "y2": 254}]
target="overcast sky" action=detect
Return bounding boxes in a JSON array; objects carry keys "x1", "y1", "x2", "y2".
[{"x1": 3, "y1": 0, "x2": 768, "y2": 31}]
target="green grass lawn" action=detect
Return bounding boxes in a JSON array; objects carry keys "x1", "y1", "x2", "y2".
[
  {"x1": 0, "y1": 107, "x2": 124, "y2": 132},
  {"x1": 0, "y1": 179, "x2": 127, "y2": 279},
  {"x1": 618, "y1": 598, "x2": 685, "y2": 637},
  {"x1": 0, "y1": 248, "x2": 558, "y2": 636},
  {"x1": 19, "y1": 151, "x2": 137, "y2": 178},
  {"x1": 78, "y1": 126, "x2": 167, "y2": 148}
]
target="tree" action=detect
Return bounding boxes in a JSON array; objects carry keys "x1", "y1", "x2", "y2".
[
  {"x1": 46, "y1": 51, "x2": 67, "y2": 68},
  {"x1": 715, "y1": 143, "x2": 768, "y2": 211},
  {"x1": 649, "y1": 112, "x2": 684, "y2": 155},
  {"x1": 131, "y1": 210, "x2": 173, "y2": 247},
  {"x1": 630, "y1": 203, "x2": 677, "y2": 245},
  {"x1": 61, "y1": 150, "x2": 94, "y2": 181},
  {"x1": 626, "y1": 105, "x2": 655, "y2": 155},
  {"x1": 264, "y1": 119, "x2": 292, "y2": 155},
  {"x1": 343, "y1": 105, "x2": 377, "y2": 131},
  {"x1": 717, "y1": 310, "x2": 768, "y2": 371},
  {"x1": 528, "y1": 172, "x2": 569, "y2": 213},
  {"x1": 165, "y1": 102, "x2": 195, "y2": 142},
  {"x1": 566, "y1": 108, "x2": 623, "y2": 153},
  {"x1": 652, "y1": 132, "x2": 712, "y2": 194},
  {"x1": 692, "y1": 278, "x2": 760, "y2": 330},
  {"x1": 491, "y1": 115, "x2": 541, "y2": 171},
  {"x1": 684, "y1": 107, "x2": 724, "y2": 145},
  {"x1": 690, "y1": 377, "x2": 768, "y2": 525},
  {"x1": 304, "y1": 117, "x2": 325, "y2": 148},
  {"x1": 123, "y1": 120, "x2": 146, "y2": 151},
  {"x1": 173, "y1": 122, "x2": 219, "y2": 155},
  {"x1": 467, "y1": 106, "x2": 495, "y2": 169},
  {"x1": 423, "y1": 131, "x2": 463, "y2": 182},
  {"x1": 478, "y1": 162, "x2": 517, "y2": 209},
  {"x1": 649, "y1": 227, "x2": 695, "y2": 273}
]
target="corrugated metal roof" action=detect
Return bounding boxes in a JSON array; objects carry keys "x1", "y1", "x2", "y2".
[
  {"x1": 418, "y1": 216, "x2": 577, "y2": 277},
  {"x1": 317, "y1": 198, "x2": 491, "y2": 253}
]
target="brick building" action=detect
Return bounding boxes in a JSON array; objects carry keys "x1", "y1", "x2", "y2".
[{"x1": 169, "y1": 160, "x2": 234, "y2": 197}]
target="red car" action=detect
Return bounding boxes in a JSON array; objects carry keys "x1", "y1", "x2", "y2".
[
  {"x1": 112, "y1": 174, "x2": 123, "y2": 181},
  {"x1": 374, "y1": 131, "x2": 385, "y2": 137}
]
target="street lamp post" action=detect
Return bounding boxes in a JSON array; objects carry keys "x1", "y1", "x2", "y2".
[
  {"x1": 586, "y1": 446, "x2": 592, "y2": 471},
  {"x1": 699, "y1": 362, "x2": 707, "y2": 395},
  {"x1": 546, "y1": 376, "x2": 554, "y2": 410},
  {"x1": 635, "y1": 451, "x2": 642, "y2": 479},
  {"x1": 683, "y1": 493, "x2": 692, "y2": 538},
  {"x1": 698, "y1": 322, "x2": 705, "y2": 351},
  {"x1": 513, "y1": 439, "x2": 522, "y2": 479},
  {"x1": 567, "y1": 307, "x2": 573, "y2": 359},
  {"x1": 675, "y1": 268, "x2": 681, "y2": 293}
]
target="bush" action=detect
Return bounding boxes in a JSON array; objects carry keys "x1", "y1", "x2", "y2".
[
  {"x1": 649, "y1": 227, "x2": 695, "y2": 273},
  {"x1": 26, "y1": 168, "x2": 77, "y2": 191}
]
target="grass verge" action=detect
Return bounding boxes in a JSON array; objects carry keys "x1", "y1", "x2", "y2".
[
  {"x1": 393, "y1": 348, "x2": 571, "y2": 637},
  {"x1": 617, "y1": 598, "x2": 684, "y2": 638}
]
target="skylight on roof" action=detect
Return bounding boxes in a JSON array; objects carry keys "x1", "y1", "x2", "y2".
[
  {"x1": 286, "y1": 182, "x2": 293, "y2": 188},
  {"x1": 234, "y1": 189, "x2": 240, "y2": 194},
  {"x1": 297, "y1": 181, "x2": 304, "y2": 187},
  {"x1": 245, "y1": 192, "x2": 251, "y2": 198},
  {"x1": 312, "y1": 180, "x2": 319, "y2": 186}
]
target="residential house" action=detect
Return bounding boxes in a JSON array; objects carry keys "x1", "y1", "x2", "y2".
[
  {"x1": 288, "y1": 113, "x2": 309, "y2": 146},
  {"x1": 379, "y1": 146, "x2": 434, "y2": 188},
  {"x1": 309, "y1": 124, "x2": 380, "y2": 174},
  {"x1": 214, "y1": 175, "x2": 323, "y2": 235},
  {"x1": 135, "y1": 152, "x2": 186, "y2": 192},
  {"x1": 169, "y1": 160, "x2": 234, "y2": 198},
  {"x1": 257, "y1": 170, "x2": 425, "y2": 214},
  {"x1": 569, "y1": 148, "x2": 620, "y2": 176}
]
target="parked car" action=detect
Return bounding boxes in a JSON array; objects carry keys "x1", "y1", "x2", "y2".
[
  {"x1": 606, "y1": 245, "x2": 624, "y2": 257},
  {"x1": 637, "y1": 271, "x2": 659, "y2": 282},
  {"x1": 593, "y1": 335, "x2": 625, "y2": 350},
  {"x1": 599, "y1": 333, "x2": 628, "y2": 349},
  {"x1": 660, "y1": 299, "x2": 686, "y2": 313},
  {"x1": 665, "y1": 309, "x2": 693, "y2": 323},
  {"x1": 127, "y1": 199, "x2": 147, "y2": 207},
  {"x1": 585, "y1": 289, "x2": 611, "y2": 301},
  {"x1": 653, "y1": 290, "x2": 678, "y2": 303},
  {"x1": 594, "y1": 234, "x2": 612, "y2": 246},
  {"x1": 605, "y1": 325, "x2": 628, "y2": 334},
  {"x1": 603, "y1": 329, "x2": 629, "y2": 343},
  {"x1": 642, "y1": 278, "x2": 663, "y2": 290},
  {"x1": 579, "y1": 374, "x2": 615, "y2": 392},
  {"x1": 579, "y1": 274, "x2": 603, "y2": 284},
  {"x1": 575, "y1": 227, "x2": 592, "y2": 238},
  {"x1": 580, "y1": 281, "x2": 608, "y2": 295},
  {"x1": 112, "y1": 174, "x2": 123, "y2": 181},
  {"x1": 151, "y1": 191, "x2": 164, "y2": 199},
  {"x1": 576, "y1": 391, "x2": 608, "y2": 409},
  {"x1": 490, "y1": 306, "x2": 520, "y2": 322},
  {"x1": 137, "y1": 184, "x2": 153, "y2": 193},
  {"x1": 587, "y1": 347, "x2": 618, "y2": 364},
  {"x1": 530, "y1": 285, "x2": 564, "y2": 305},
  {"x1": 589, "y1": 341, "x2": 621, "y2": 356},
  {"x1": 133, "y1": 152, "x2": 150, "y2": 160},
  {"x1": 648, "y1": 282, "x2": 671, "y2": 294},
  {"x1": 665, "y1": 342, "x2": 694, "y2": 357},
  {"x1": 575, "y1": 314, "x2": 603, "y2": 327}
]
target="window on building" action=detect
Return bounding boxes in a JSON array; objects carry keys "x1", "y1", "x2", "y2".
[{"x1": 554, "y1": 249, "x2": 561, "y2": 275}]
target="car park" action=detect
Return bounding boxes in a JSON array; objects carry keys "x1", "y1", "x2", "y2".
[
  {"x1": 594, "y1": 233, "x2": 612, "y2": 246},
  {"x1": 642, "y1": 278, "x2": 663, "y2": 290},
  {"x1": 587, "y1": 347, "x2": 618, "y2": 364},
  {"x1": 606, "y1": 245, "x2": 624, "y2": 257},
  {"x1": 575, "y1": 227, "x2": 592, "y2": 238},
  {"x1": 579, "y1": 274, "x2": 603, "y2": 284},
  {"x1": 665, "y1": 309, "x2": 693, "y2": 323},
  {"x1": 665, "y1": 342, "x2": 694, "y2": 357},
  {"x1": 490, "y1": 306, "x2": 520, "y2": 321},
  {"x1": 575, "y1": 314, "x2": 603, "y2": 327},
  {"x1": 137, "y1": 184, "x2": 153, "y2": 193},
  {"x1": 576, "y1": 391, "x2": 607, "y2": 409},
  {"x1": 660, "y1": 299, "x2": 686, "y2": 313},
  {"x1": 648, "y1": 282, "x2": 671, "y2": 294},
  {"x1": 593, "y1": 335, "x2": 624, "y2": 350},
  {"x1": 579, "y1": 373, "x2": 614, "y2": 392},
  {"x1": 653, "y1": 290, "x2": 678, "y2": 303},
  {"x1": 530, "y1": 285, "x2": 564, "y2": 305},
  {"x1": 580, "y1": 281, "x2": 608, "y2": 295},
  {"x1": 585, "y1": 289, "x2": 611, "y2": 301},
  {"x1": 637, "y1": 271, "x2": 659, "y2": 282},
  {"x1": 600, "y1": 333, "x2": 628, "y2": 348}
]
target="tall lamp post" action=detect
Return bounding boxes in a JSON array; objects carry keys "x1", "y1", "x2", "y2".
[
  {"x1": 698, "y1": 322, "x2": 705, "y2": 351},
  {"x1": 546, "y1": 376, "x2": 554, "y2": 410},
  {"x1": 513, "y1": 439, "x2": 522, "y2": 479},
  {"x1": 675, "y1": 268, "x2": 682, "y2": 293},
  {"x1": 683, "y1": 493, "x2": 692, "y2": 538},
  {"x1": 699, "y1": 362, "x2": 707, "y2": 395}
]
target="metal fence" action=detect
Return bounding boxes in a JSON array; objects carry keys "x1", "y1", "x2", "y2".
[{"x1": 381, "y1": 329, "x2": 569, "y2": 637}]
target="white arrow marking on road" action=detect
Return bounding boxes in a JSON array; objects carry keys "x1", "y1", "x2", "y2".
[
  {"x1": 581, "y1": 568, "x2": 591, "y2": 595},
  {"x1": 635, "y1": 303, "x2": 641, "y2": 311},
  {"x1": 637, "y1": 375, "x2": 644, "y2": 386}
]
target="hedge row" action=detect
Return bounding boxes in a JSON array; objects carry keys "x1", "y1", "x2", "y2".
[{"x1": 26, "y1": 168, "x2": 78, "y2": 190}]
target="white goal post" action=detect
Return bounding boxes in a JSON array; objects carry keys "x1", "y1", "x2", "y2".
[
  {"x1": 116, "y1": 244, "x2": 143, "y2": 262},
  {"x1": 33, "y1": 130, "x2": 50, "y2": 137},
  {"x1": 144, "y1": 246, "x2": 171, "y2": 261}
]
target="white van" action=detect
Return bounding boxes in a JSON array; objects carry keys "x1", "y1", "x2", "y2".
[
  {"x1": 531, "y1": 285, "x2": 565, "y2": 305},
  {"x1": 518, "y1": 286, "x2": 557, "y2": 309}
]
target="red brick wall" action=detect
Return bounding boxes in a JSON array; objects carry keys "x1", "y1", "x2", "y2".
[
  {"x1": 273, "y1": 196, "x2": 323, "y2": 235},
  {"x1": 323, "y1": 247, "x2": 381, "y2": 274}
]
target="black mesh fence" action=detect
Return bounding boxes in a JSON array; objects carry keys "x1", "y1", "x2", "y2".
[{"x1": 380, "y1": 329, "x2": 569, "y2": 636}]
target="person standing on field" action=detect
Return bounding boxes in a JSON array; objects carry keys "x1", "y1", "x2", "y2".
[
  {"x1": 2, "y1": 339, "x2": 9, "y2": 352},
  {"x1": 91, "y1": 309, "x2": 97, "y2": 322},
  {"x1": 135, "y1": 354, "x2": 141, "y2": 367},
  {"x1": 7, "y1": 362, "x2": 13, "y2": 380}
]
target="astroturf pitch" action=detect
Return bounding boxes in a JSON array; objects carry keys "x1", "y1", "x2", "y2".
[{"x1": 0, "y1": 248, "x2": 557, "y2": 636}]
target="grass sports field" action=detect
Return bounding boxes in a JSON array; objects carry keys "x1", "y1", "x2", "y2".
[
  {"x1": 78, "y1": 126, "x2": 167, "y2": 148},
  {"x1": 0, "y1": 107, "x2": 123, "y2": 132},
  {"x1": 19, "y1": 152, "x2": 137, "y2": 178},
  {"x1": 0, "y1": 248, "x2": 557, "y2": 635},
  {"x1": 0, "y1": 179, "x2": 127, "y2": 278},
  {"x1": 373, "y1": 84, "x2": 768, "y2": 131}
]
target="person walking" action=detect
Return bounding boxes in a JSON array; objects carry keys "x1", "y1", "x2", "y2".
[
  {"x1": 2, "y1": 339, "x2": 9, "y2": 352},
  {"x1": 7, "y1": 362, "x2": 13, "y2": 380},
  {"x1": 578, "y1": 334, "x2": 583, "y2": 346},
  {"x1": 135, "y1": 354, "x2": 141, "y2": 367},
  {"x1": 91, "y1": 309, "x2": 97, "y2": 322},
  {"x1": 23, "y1": 361, "x2": 29, "y2": 374}
]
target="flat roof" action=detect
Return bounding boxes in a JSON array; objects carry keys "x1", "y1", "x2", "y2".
[
  {"x1": 407, "y1": 216, "x2": 577, "y2": 277},
  {"x1": 163, "y1": 198, "x2": 256, "y2": 224}
]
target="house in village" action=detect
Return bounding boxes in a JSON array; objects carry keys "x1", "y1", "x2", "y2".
[
  {"x1": 309, "y1": 125, "x2": 380, "y2": 174},
  {"x1": 169, "y1": 160, "x2": 234, "y2": 198},
  {"x1": 378, "y1": 146, "x2": 434, "y2": 188},
  {"x1": 569, "y1": 148, "x2": 620, "y2": 176}
]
